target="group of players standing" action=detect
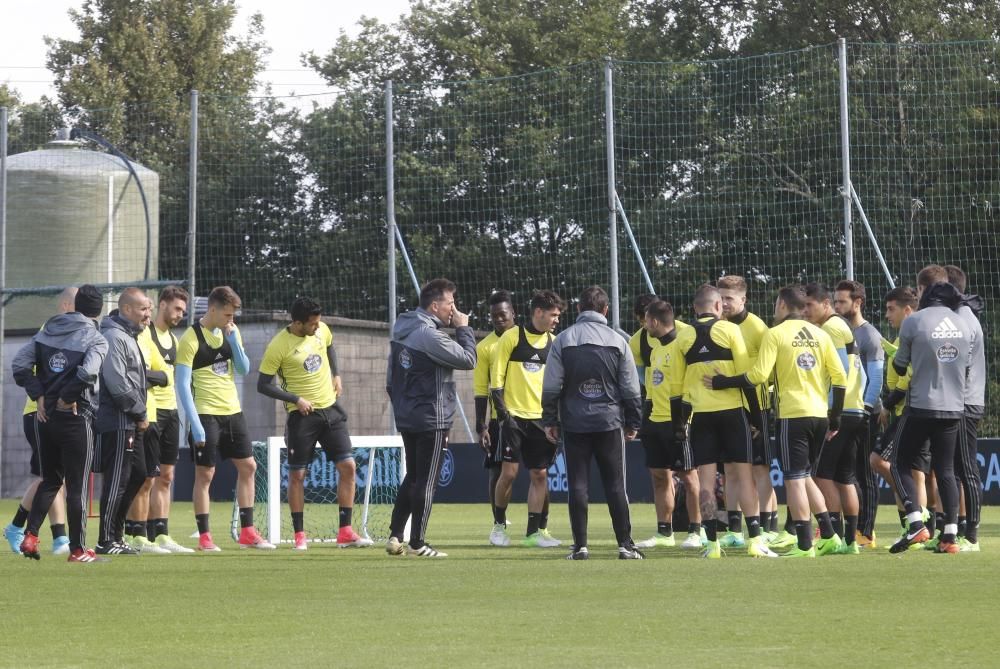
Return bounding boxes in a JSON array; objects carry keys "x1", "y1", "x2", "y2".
[
  {"x1": 7, "y1": 285, "x2": 372, "y2": 562},
  {"x1": 474, "y1": 265, "x2": 985, "y2": 558}
]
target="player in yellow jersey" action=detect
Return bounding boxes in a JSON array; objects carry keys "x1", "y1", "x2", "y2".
[
  {"x1": 634, "y1": 300, "x2": 702, "y2": 550},
  {"x1": 122, "y1": 305, "x2": 172, "y2": 554},
  {"x1": 717, "y1": 275, "x2": 779, "y2": 542},
  {"x1": 258, "y1": 297, "x2": 372, "y2": 550},
  {"x1": 143, "y1": 286, "x2": 192, "y2": 552},
  {"x1": 671, "y1": 285, "x2": 775, "y2": 558},
  {"x1": 708, "y1": 286, "x2": 847, "y2": 558},
  {"x1": 473, "y1": 290, "x2": 517, "y2": 546},
  {"x1": 4, "y1": 287, "x2": 77, "y2": 556},
  {"x1": 491, "y1": 290, "x2": 565, "y2": 548},
  {"x1": 176, "y1": 286, "x2": 273, "y2": 551},
  {"x1": 803, "y1": 283, "x2": 865, "y2": 554},
  {"x1": 628, "y1": 294, "x2": 660, "y2": 396}
]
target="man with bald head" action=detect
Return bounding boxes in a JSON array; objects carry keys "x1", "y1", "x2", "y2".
[
  {"x1": 5, "y1": 287, "x2": 78, "y2": 555},
  {"x1": 94, "y1": 288, "x2": 153, "y2": 555}
]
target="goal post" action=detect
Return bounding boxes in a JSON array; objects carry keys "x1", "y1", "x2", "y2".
[{"x1": 232, "y1": 435, "x2": 405, "y2": 545}]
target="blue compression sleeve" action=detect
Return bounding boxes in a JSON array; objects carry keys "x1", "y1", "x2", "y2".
[
  {"x1": 226, "y1": 330, "x2": 251, "y2": 376},
  {"x1": 175, "y1": 364, "x2": 205, "y2": 443},
  {"x1": 863, "y1": 359, "x2": 884, "y2": 409}
]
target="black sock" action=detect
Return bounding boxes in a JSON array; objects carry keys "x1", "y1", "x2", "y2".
[
  {"x1": 527, "y1": 512, "x2": 542, "y2": 536},
  {"x1": 704, "y1": 521, "x2": 717, "y2": 543},
  {"x1": 339, "y1": 507, "x2": 352, "y2": 529},
  {"x1": 50, "y1": 523, "x2": 67, "y2": 540},
  {"x1": 926, "y1": 511, "x2": 937, "y2": 536},
  {"x1": 745, "y1": 516, "x2": 761, "y2": 538},
  {"x1": 292, "y1": 512, "x2": 304, "y2": 533},
  {"x1": 759, "y1": 511, "x2": 773, "y2": 532},
  {"x1": 768, "y1": 511, "x2": 779, "y2": 533},
  {"x1": 898, "y1": 509, "x2": 907, "y2": 529},
  {"x1": 957, "y1": 516, "x2": 967, "y2": 538},
  {"x1": 716, "y1": 518, "x2": 729, "y2": 534},
  {"x1": 815, "y1": 512, "x2": 834, "y2": 539},
  {"x1": 494, "y1": 505, "x2": 507, "y2": 525},
  {"x1": 540, "y1": 497, "x2": 550, "y2": 530},
  {"x1": 794, "y1": 520, "x2": 813, "y2": 551},
  {"x1": 688, "y1": 522, "x2": 701, "y2": 535},
  {"x1": 830, "y1": 511, "x2": 844, "y2": 538},
  {"x1": 657, "y1": 521, "x2": 673, "y2": 537},
  {"x1": 132, "y1": 521, "x2": 147, "y2": 540},
  {"x1": 845, "y1": 515, "x2": 858, "y2": 545},
  {"x1": 933, "y1": 512, "x2": 944, "y2": 535},
  {"x1": 12, "y1": 505, "x2": 28, "y2": 528},
  {"x1": 784, "y1": 508, "x2": 794, "y2": 533},
  {"x1": 238, "y1": 507, "x2": 253, "y2": 529},
  {"x1": 727, "y1": 510, "x2": 743, "y2": 533},
  {"x1": 196, "y1": 513, "x2": 210, "y2": 534},
  {"x1": 151, "y1": 518, "x2": 167, "y2": 540},
  {"x1": 123, "y1": 520, "x2": 138, "y2": 537}
]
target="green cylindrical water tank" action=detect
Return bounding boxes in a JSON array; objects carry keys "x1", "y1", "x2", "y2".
[{"x1": 6, "y1": 137, "x2": 159, "y2": 329}]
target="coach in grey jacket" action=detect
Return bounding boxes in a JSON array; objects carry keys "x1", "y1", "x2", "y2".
[
  {"x1": 95, "y1": 288, "x2": 153, "y2": 555},
  {"x1": 11, "y1": 285, "x2": 108, "y2": 559},
  {"x1": 385, "y1": 278, "x2": 476, "y2": 558},
  {"x1": 541, "y1": 285, "x2": 643, "y2": 560}
]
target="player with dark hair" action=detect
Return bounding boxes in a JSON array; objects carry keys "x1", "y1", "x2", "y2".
[
  {"x1": 708, "y1": 285, "x2": 847, "y2": 558},
  {"x1": 671, "y1": 285, "x2": 775, "y2": 558},
  {"x1": 491, "y1": 289, "x2": 565, "y2": 548},
  {"x1": 944, "y1": 265, "x2": 985, "y2": 551},
  {"x1": 474, "y1": 290, "x2": 517, "y2": 546},
  {"x1": 4, "y1": 286, "x2": 77, "y2": 556},
  {"x1": 386, "y1": 278, "x2": 477, "y2": 558},
  {"x1": 635, "y1": 300, "x2": 702, "y2": 550},
  {"x1": 801, "y1": 282, "x2": 861, "y2": 554},
  {"x1": 717, "y1": 275, "x2": 778, "y2": 544},
  {"x1": 258, "y1": 297, "x2": 372, "y2": 550},
  {"x1": 143, "y1": 285, "x2": 193, "y2": 552},
  {"x1": 833, "y1": 280, "x2": 884, "y2": 548},
  {"x1": 177, "y1": 286, "x2": 273, "y2": 551},
  {"x1": 13, "y1": 285, "x2": 109, "y2": 562},
  {"x1": 629, "y1": 293, "x2": 661, "y2": 392},
  {"x1": 541, "y1": 286, "x2": 644, "y2": 560}
]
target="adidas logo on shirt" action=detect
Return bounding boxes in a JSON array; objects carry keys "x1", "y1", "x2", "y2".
[
  {"x1": 931, "y1": 317, "x2": 964, "y2": 339},
  {"x1": 698, "y1": 346, "x2": 710, "y2": 354},
  {"x1": 792, "y1": 327, "x2": 820, "y2": 348},
  {"x1": 529, "y1": 353, "x2": 541, "y2": 361}
]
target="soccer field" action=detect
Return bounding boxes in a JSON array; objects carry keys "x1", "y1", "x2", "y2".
[{"x1": 1, "y1": 500, "x2": 995, "y2": 668}]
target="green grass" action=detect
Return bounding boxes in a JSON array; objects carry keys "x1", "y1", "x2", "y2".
[{"x1": 1, "y1": 500, "x2": 996, "y2": 668}]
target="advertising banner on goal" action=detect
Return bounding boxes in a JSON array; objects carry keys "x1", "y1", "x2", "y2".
[{"x1": 171, "y1": 438, "x2": 1000, "y2": 504}]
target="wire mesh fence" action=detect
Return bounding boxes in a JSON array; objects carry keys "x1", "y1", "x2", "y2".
[{"x1": 1, "y1": 41, "x2": 998, "y2": 442}]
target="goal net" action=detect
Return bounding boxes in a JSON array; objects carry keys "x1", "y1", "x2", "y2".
[{"x1": 231, "y1": 436, "x2": 404, "y2": 545}]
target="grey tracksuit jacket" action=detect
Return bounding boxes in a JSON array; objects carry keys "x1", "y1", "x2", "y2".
[{"x1": 96, "y1": 314, "x2": 148, "y2": 433}]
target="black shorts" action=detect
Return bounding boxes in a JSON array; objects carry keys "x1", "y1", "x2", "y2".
[
  {"x1": 813, "y1": 414, "x2": 865, "y2": 485},
  {"x1": 690, "y1": 408, "x2": 752, "y2": 467},
  {"x1": 640, "y1": 419, "x2": 693, "y2": 471},
  {"x1": 776, "y1": 417, "x2": 828, "y2": 480},
  {"x1": 146, "y1": 409, "x2": 181, "y2": 467},
  {"x1": 483, "y1": 420, "x2": 501, "y2": 469},
  {"x1": 751, "y1": 416, "x2": 773, "y2": 467},
  {"x1": 189, "y1": 413, "x2": 252, "y2": 467},
  {"x1": 893, "y1": 414, "x2": 932, "y2": 475},
  {"x1": 286, "y1": 404, "x2": 352, "y2": 469},
  {"x1": 140, "y1": 426, "x2": 161, "y2": 479},
  {"x1": 497, "y1": 417, "x2": 556, "y2": 470},
  {"x1": 25, "y1": 413, "x2": 40, "y2": 477}
]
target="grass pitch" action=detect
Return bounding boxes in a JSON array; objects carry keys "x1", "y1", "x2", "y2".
[{"x1": 1, "y1": 500, "x2": 996, "y2": 668}]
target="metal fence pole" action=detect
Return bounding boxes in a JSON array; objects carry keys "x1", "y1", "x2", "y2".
[
  {"x1": 0, "y1": 107, "x2": 8, "y2": 496},
  {"x1": 386, "y1": 81, "x2": 397, "y2": 435},
  {"x1": 186, "y1": 90, "x2": 199, "y2": 325},
  {"x1": 838, "y1": 38, "x2": 854, "y2": 280},
  {"x1": 604, "y1": 58, "x2": 620, "y2": 330}
]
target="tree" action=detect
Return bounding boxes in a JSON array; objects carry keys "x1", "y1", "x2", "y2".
[{"x1": 45, "y1": 0, "x2": 301, "y2": 303}]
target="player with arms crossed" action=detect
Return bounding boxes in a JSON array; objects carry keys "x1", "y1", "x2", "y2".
[
  {"x1": 474, "y1": 290, "x2": 516, "y2": 546},
  {"x1": 708, "y1": 286, "x2": 847, "y2": 558},
  {"x1": 258, "y1": 297, "x2": 372, "y2": 550},
  {"x1": 176, "y1": 286, "x2": 273, "y2": 551},
  {"x1": 491, "y1": 290, "x2": 565, "y2": 548}
]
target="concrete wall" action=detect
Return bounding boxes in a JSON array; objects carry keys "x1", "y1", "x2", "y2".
[{"x1": 1, "y1": 315, "x2": 477, "y2": 497}]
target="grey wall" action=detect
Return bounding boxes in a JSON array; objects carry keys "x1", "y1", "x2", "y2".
[{"x1": 1, "y1": 315, "x2": 477, "y2": 497}]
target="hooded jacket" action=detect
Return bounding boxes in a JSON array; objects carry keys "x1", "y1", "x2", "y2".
[
  {"x1": 12, "y1": 312, "x2": 108, "y2": 419},
  {"x1": 386, "y1": 308, "x2": 477, "y2": 432},
  {"x1": 96, "y1": 314, "x2": 148, "y2": 433}
]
